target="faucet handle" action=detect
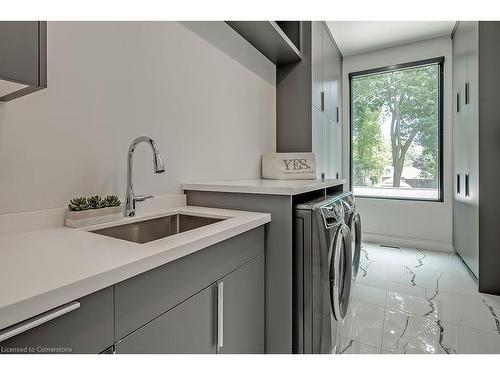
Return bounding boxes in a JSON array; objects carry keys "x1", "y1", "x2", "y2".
[{"x1": 135, "y1": 195, "x2": 154, "y2": 203}]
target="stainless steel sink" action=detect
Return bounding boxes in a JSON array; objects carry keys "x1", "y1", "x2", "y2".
[{"x1": 90, "y1": 214, "x2": 224, "y2": 244}]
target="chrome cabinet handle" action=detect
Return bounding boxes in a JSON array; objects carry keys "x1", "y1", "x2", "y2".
[
  {"x1": 217, "y1": 282, "x2": 224, "y2": 351},
  {"x1": 0, "y1": 302, "x2": 80, "y2": 342},
  {"x1": 321, "y1": 91, "x2": 325, "y2": 111}
]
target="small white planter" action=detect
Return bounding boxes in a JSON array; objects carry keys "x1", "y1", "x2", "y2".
[{"x1": 65, "y1": 206, "x2": 123, "y2": 228}]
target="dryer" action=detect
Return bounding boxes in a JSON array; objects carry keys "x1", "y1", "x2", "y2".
[{"x1": 293, "y1": 195, "x2": 352, "y2": 354}]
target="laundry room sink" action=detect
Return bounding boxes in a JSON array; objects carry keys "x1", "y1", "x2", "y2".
[{"x1": 90, "y1": 214, "x2": 224, "y2": 244}]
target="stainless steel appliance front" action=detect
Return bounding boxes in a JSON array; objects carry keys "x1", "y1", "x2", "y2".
[{"x1": 293, "y1": 196, "x2": 352, "y2": 354}]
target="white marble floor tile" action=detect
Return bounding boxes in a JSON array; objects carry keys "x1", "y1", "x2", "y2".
[
  {"x1": 335, "y1": 336, "x2": 381, "y2": 354},
  {"x1": 386, "y1": 291, "x2": 437, "y2": 320},
  {"x1": 457, "y1": 326, "x2": 500, "y2": 354},
  {"x1": 387, "y1": 281, "x2": 426, "y2": 298},
  {"x1": 357, "y1": 260, "x2": 389, "y2": 281},
  {"x1": 339, "y1": 300, "x2": 385, "y2": 348},
  {"x1": 361, "y1": 243, "x2": 392, "y2": 263},
  {"x1": 382, "y1": 310, "x2": 458, "y2": 354},
  {"x1": 356, "y1": 275, "x2": 387, "y2": 290},
  {"x1": 481, "y1": 293, "x2": 500, "y2": 308},
  {"x1": 425, "y1": 289, "x2": 500, "y2": 332},
  {"x1": 386, "y1": 265, "x2": 441, "y2": 289},
  {"x1": 434, "y1": 269, "x2": 478, "y2": 296},
  {"x1": 352, "y1": 284, "x2": 386, "y2": 307},
  {"x1": 337, "y1": 242, "x2": 500, "y2": 355}
]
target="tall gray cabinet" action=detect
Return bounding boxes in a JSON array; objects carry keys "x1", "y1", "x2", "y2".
[
  {"x1": 277, "y1": 21, "x2": 343, "y2": 179},
  {"x1": 452, "y1": 21, "x2": 500, "y2": 294}
]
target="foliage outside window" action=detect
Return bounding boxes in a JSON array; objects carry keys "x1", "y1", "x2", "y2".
[{"x1": 350, "y1": 60, "x2": 442, "y2": 201}]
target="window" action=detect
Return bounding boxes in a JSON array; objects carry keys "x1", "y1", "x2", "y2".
[{"x1": 349, "y1": 57, "x2": 444, "y2": 201}]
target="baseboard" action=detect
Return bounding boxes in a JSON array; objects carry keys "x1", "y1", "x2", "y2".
[{"x1": 362, "y1": 231, "x2": 455, "y2": 253}]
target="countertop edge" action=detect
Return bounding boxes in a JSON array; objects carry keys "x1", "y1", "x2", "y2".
[{"x1": 182, "y1": 179, "x2": 347, "y2": 196}]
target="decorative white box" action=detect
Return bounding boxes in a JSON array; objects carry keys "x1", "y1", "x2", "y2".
[
  {"x1": 262, "y1": 153, "x2": 317, "y2": 180},
  {"x1": 65, "y1": 206, "x2": 123, "y2": 228}
]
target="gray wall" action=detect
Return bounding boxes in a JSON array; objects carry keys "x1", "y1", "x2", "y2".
[{"x1": 0, "y1": 21, "x2": 276, "y2": 214}]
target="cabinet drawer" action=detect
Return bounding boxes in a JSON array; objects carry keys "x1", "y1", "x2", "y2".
[
  {"x1": 115, "y1": 227, "x2": 264, "y2": 340},
  {"x1": 115, "y1": 284, "x2": 217, "y2": 354},
  {"x1": 0, "y1": 287, "x2": 113, "y2": 354}
]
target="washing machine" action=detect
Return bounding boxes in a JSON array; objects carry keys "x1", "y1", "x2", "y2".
[
  {"x1": 339, "y1": 192, "x2": 362, "y2": 281},
  {"x1": 293, "y1": 195, "x2": 353, "y2": 354}
]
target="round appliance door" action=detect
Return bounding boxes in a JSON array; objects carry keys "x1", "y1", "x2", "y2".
[
  {"x1": 348, "y1": 212, "x2": 362, "y2": 279},
  {"x1": 329, "y1": 224, "x2": 353, "y2": 321}
]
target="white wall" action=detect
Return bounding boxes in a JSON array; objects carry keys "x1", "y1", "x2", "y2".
[
  {"x1": 0, "y1": 22, "x2": 276, "y2": 215},
  {"x1": 342, "y1": 37, "x2": 453, "y2": 252}
]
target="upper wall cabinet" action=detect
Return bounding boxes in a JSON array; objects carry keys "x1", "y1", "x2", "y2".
[
  {"x1": 0, "y1": 21, "x2": 47, "y2": 102},
  {"x1": 226, "y1": 21, "x2": 302, "y2": 65}
]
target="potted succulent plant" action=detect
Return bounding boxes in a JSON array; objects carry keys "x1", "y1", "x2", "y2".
[{"x1": 65, "y1": 195, "x2": 122, "y2": 228}]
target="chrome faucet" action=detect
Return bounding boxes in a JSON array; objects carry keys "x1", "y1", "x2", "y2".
[{"x1": 125, "y1": 136, "x2": 165, "y2": 217}]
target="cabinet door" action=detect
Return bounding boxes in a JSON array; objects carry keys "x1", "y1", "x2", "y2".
[
  {"x1": 0, "y1": 287, "x2": 113, "y2": 354},
  {"x1": 333, "y1": 49, "x2": 342, "y2": 125},
  {"x1": 218, "y1": 254, "x2": 265, "y2": 354},
  {"x1": 332, "y1": 122, "x2": 342, "y2": 179},
  {"x1": 115, "y1": 284, "x2": 217, "y2": 354},
  {"x1": 463, "y1": 21, "x2": 479, "y2": 277},
  {"x1": 452, "y1": 22, "x2": 479, "y2": 278},
  {"x1": 0, "y1": 22, "x2": 39, "y2": 85},
  {"x1": 0, "y1": 21, "x2": 46, "y2": 101},
  {"x1": 322, "y1": 114, "x2": 332, "y2": 178},
  {"x1": 312, "y1": 21, "x2": 323, "y2": 111},
  {"x1": 312, "y1": 105, "x2": 323, "y2": 177},
  {"x1": 322, "y1": 24, "x2": 335, "y2": 119}
]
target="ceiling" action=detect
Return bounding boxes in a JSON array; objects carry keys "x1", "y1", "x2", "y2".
[{"x1": 326, "y1": 21, "x2": 456, "y2": 57}]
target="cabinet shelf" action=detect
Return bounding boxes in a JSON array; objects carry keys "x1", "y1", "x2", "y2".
[{"x1": 226, "y1": 21, "x2": 302, "y2": 65}]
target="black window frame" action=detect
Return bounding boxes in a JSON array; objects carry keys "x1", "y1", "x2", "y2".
[{"x1": 348, "y1": 56, "x2": 445, "y2": 203}]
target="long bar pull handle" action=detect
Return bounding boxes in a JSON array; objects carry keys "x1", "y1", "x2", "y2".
[
  {"x1": 217, "y1": 282, "x2": 224, "y2": 351},
  {"x1": 465, "y1": 82, "x2": 469, "y2": 105},
  {"x1": 457, "y1": 173, "x2": 461, "y2": 194},
  {"x1": 465, "y1": 173, "x2": 470, "y2": 197},
  {"x1": 0, "y1": 302, "x2": 80, "y2": 342},
  {"x1": 456, "y1": 93, "x2": 460, "y2": 112},
  {"x1": 336, "y1": 106, "x2": 339, "y2": 123},
  {"x1": 321, "y1": 91, "x2": 325, "y2": 112}
]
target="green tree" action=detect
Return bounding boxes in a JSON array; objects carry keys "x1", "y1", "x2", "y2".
[
  {"x1": 352, "y1": 65, "x2": 439, "y2": 187},
  {"x1": 352, "y1": 101, "x2": 386, "y2": 186}
]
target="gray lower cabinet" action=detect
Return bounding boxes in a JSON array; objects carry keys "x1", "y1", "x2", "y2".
[
  {"x1": 114, "y1": 227, "x2": 264, "y2": 340},
  {"x1": 218, "y1": 253, "x2": 264, "y2": 354},
  {"x1": 115, "y1": 284, "x2": 218, "y2": 354},
  {"x1": 115, "y1": 253, "x2": 265, "y2": 354},
  {"x1": 0, "y1": 287, "x2": 114, "y2": 354}
]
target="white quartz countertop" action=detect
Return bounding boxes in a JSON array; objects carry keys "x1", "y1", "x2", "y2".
[
  {"x1": 182, "y1": 178, "x2": 346, "y2": 195},
  {"x1": 0, "y1": 206, "x2": 270, "y2": 331}
]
